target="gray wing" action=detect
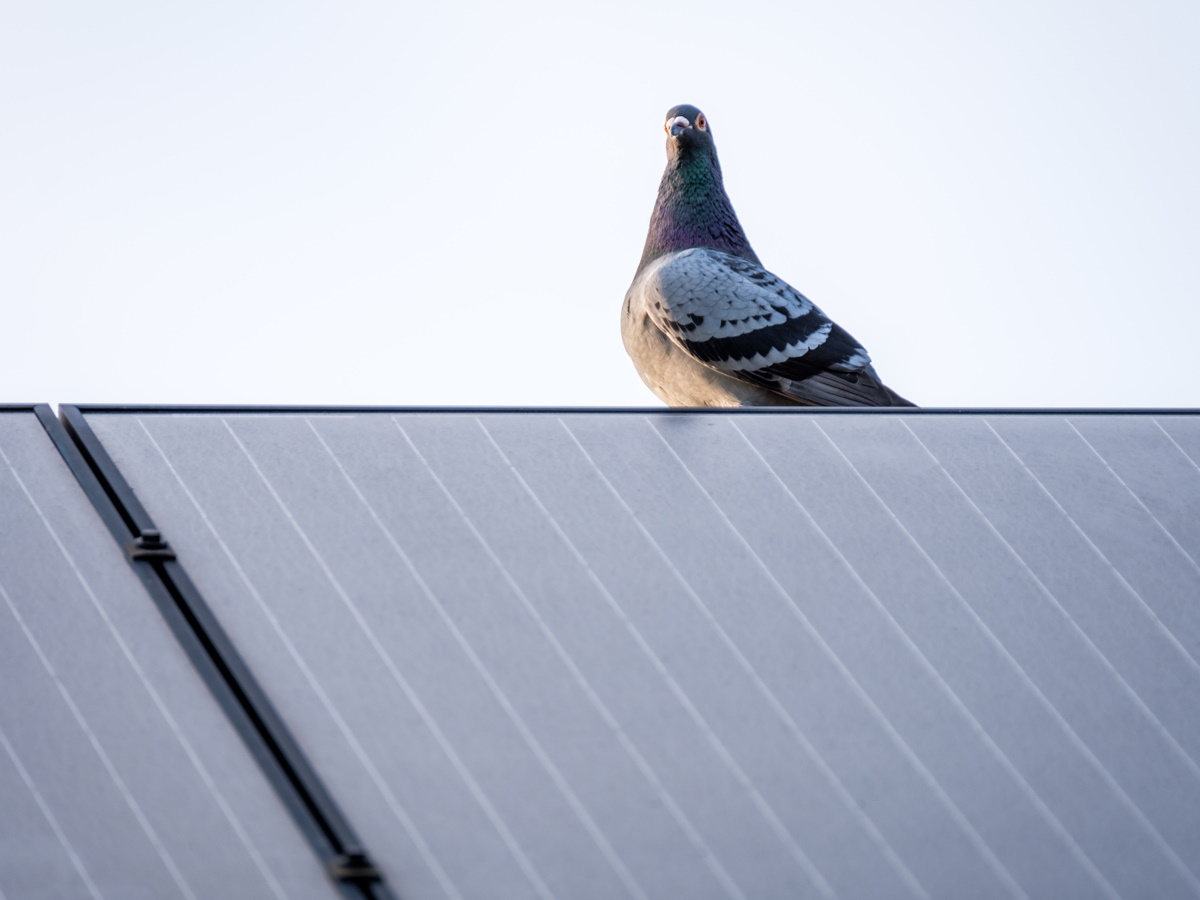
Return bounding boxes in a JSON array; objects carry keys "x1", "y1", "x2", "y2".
[{"x1": 638, "y1": 248, "x2": 905, "y2": 405}]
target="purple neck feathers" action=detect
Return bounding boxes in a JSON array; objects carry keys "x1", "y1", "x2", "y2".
[{"x1": 637, "y1": 145, "x2": 758, "y2": 273}]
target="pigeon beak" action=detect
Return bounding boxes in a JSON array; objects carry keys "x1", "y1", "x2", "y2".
[{"x1": 666, "y1": 116, "x2": 692, "y2": 137}]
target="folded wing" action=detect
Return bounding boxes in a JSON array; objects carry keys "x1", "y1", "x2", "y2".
[{"x1": 638, "y1": 248, "x2": 908, "y2": 406}]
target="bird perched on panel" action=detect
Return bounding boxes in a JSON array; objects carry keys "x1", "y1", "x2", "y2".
[{"x1": 623, "y1": 104, "x2": 914, "y2": 407}]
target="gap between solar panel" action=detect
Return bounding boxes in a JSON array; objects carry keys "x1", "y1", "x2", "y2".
[{"x1": 46, "y1": 405, "x2": 392, "y2": 900}]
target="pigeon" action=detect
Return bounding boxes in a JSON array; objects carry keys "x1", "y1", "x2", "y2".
[{"x1": 622, "y1": 104, "x2": 914, "y2": 407}]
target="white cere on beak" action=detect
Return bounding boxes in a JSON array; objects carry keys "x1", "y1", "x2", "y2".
[{"x1": 666, "y1": 115, "x2": 691, "y2": 135}]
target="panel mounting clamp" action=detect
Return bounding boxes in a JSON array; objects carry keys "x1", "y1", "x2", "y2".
[
  {"x1": 125, "y1": 528, "x2": 177, "y2": 562},
  {"x1": 328, "y1": 847, "x2": 382, "y2": 884}
]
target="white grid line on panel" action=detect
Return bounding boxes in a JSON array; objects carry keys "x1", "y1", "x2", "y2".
[
  {"x1": 664, "y1": 418, "x2": 1028, "y2": 900},
  {"x1": 488, "y1": 414, "x2": 811, "y2": 899},
  {"x1": 1067, "y1": 421, "x2": 1200, "y2": 582},
  {"x1": 1155, "y1": 420, "x2": 1200, "y2": 476},
  {"x1": 304, "y1": 417, "x2": 646, "y2": 900},
  {"x1": 980, "y1": 420, "x2": 1200, "y2": 892},
  {"x1": 228, "y1": 419, "x2": 558, "y2": 900},
  {"x1": 135, "y1": 418, "x2": 464, "y2": 900},
  {"x1": 469, "y1": 419, "x2": 751, "y2": 900},
  {"x1": 0, "y1": 445, "x2": 209, "y2": 900},
  {"x1": 984, "y1": 420, "x2": 1200, "y2": 678},
  {"x1": 901, "y1": 419, "x2": 1151, "y2": 896},
  {"x1": 0, "y1": 676, "x2": 104, "y2": 900},
  {"x1": 915, "y1": 419, "x2": 1200, "y2": 777},
  {"x1": 556, "y1": 420, "x2": 843, "y2": 900},
  {"x1": 554, "y1": 418, "x2": 929, "y2": 900},
  {"x1": 819, "y1": 418, "x2": 1200, "y2": 896},
  {"x1": 2, "y1": 435, "x2": 293, "y2": 900},
  {"x1": 0, "y1": 574, "x2": 191, "y2": 899}
]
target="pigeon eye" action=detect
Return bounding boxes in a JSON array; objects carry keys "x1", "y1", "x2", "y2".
[{"x1": 696, "y1": 115, "x2": 707, "y2": 130}]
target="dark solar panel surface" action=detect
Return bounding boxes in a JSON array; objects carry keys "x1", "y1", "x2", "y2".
[
  {"x1": 0, "y1": 411, "x2": 337, "y2": 900},
  {"x1": 85, "y1": 410, "x2": 1200, "y2": 900}
]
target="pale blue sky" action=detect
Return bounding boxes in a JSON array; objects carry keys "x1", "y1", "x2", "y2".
[{"x1": 2, "y1": 1, "x2": 1197, "y2": 407}]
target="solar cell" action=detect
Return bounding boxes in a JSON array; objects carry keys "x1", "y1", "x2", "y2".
[
  {"x1": 0, "y1": 409, "x2": 339, "y2": 900},
  {"x1": 79, "y1": 408, "x2": 1200, "y2": 900}
]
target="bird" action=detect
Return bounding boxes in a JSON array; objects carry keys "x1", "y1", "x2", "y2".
[{"x1": 622, "y1": 104, "x2": 914, "y2": 407}]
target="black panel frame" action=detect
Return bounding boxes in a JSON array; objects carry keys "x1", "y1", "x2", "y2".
[
  {"x1": 47, "y1": 405, "x2": 394, "y2": 900},
  {"x1": 67, "y1": 404, "x2": 1200, "y2": 416}
]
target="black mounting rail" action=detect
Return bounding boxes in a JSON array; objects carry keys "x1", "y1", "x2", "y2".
[{"x1": 45, "y1": 405, "x2": 395, "y2": 900}]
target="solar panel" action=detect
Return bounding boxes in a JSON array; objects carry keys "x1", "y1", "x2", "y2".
[
  {"x1": 78, "y1": 408, "x2": 1200, "y2": 900},
  {"x1": 0, "y1": 409, "x2": 340, "y2": 900}
]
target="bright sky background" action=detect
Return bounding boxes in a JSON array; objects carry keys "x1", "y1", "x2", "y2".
[{"x1": 2, "y1": 1, "x2": 1198, "y2": 408}]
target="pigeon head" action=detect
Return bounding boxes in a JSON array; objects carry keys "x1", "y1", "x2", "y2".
[
  {"x1": 637, "y1": 104, "x2": 758, "y2": 271},
  {"x1": 663, "y1": 104, "x2": 715, "y2": 160}
]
